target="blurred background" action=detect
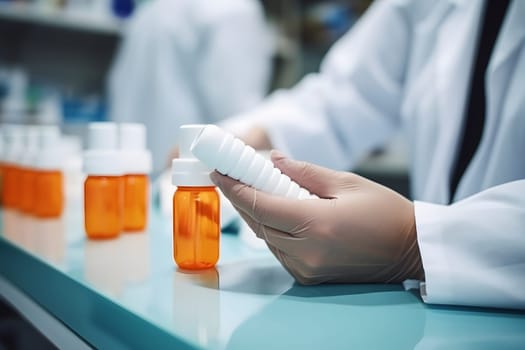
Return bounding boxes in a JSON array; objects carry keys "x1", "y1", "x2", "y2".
[
  {"x1": 0, "y1": 0, "x2": 408, "y2": 196},
  {"x1": 0, "y1": 0, "x2": 370, "y2": 131}
]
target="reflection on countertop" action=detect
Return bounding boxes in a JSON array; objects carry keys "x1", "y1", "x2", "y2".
[
  {"x1": 2, "y1": 208, "x2": 151, "y2": 297},
  {"x1": 1, "y1": 208, "x2": 524, "y2": 350},
  {"x1": 226, "y1": 283, "x2": 525, "y2": 350},
  {"x1": 172, "y1": 268, "x2": 220, "y2": 349},
  {"x1": 84, "y1": 232, "x2": 151, "y2": 297},
  {"x1": 2, "y1": 209, "x2": 65, "y2": 265}
]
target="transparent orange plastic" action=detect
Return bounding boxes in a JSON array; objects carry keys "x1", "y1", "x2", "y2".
[
  {"x1": 123, "y1": 174, "x2": 149, "y2": 232},
  {"x1": 2, "y1": 165, "x2": 18, "y2": 208},
  {"x1": 34, "y1": 170, "x2": 64, "y2": 218},
  {"x1": 0, "y1": 164, "x2": 3, "y2": 206},
  {"x1": 173, "y1": 186, "x2": 220, "y2": 269},
  {"x1": 19, "y1": 168, "x2": 36, "y2": 214},
  {"x1": 84, "y1": 176, "x2": 123, "y2": 239},
  {"x1": 11, "y1": 166, "x2": 23, "y2": 210}
]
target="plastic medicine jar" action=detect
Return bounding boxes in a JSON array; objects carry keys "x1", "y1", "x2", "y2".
[
  {"x1": 119, "y1": 123, "x2": 152, "y2": 232},
  {"x1": 172, "y1": 125, "x2": 220, "y2": 270},
  {"x1": 83, "y1": 122, "x2": 123, "y2": 239},
  {"x1": 33, "y1": 125, "x2": 64, "y2": 218}
]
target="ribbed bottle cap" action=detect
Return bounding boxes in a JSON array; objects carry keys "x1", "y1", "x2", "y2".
[
  {"x1": 190, "y1": 124, "x2": 318, "y2": 199},
  {"x1": 172, "y1": 125, "x2": 214, "y2": 186},
  {"x1": 190, "y1": 124, "x2": 228, "y2": 170}
]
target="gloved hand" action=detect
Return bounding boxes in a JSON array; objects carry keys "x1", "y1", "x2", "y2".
[{"x1": 210, "y1": 151, "x2": 424, "y2": 285}]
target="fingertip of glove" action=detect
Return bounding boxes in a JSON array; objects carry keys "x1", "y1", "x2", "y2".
[
  {"x1": 270, "y1": 149, "x2": 287, "y2": 162},
  {"x1": 209, "y1": 172, "x2": 221, "y2": 186}
]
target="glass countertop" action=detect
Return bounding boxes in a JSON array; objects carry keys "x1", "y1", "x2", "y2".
[{"x1": 1, "y1": 207, "x2": 524, "y2": 349}]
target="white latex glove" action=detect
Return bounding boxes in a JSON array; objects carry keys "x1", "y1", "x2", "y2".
[{"x1": 210, "y1": 151, "x2": 424, "y2": 285}]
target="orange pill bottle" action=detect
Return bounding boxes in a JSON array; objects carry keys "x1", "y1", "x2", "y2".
[
  {"x1": 83, "y1": 123, "x2": 123, "y2": 239},
  {"x1": 2, "y1": 125, "x2": 25, "y2": 209},
  {"x1": 19, "y1": 166, "x2": 36, "y2": 214},
  {"x1": 122, "y1": 174, "x2": 148, "y2": 231},
  {"x1": 0, "y1": 161, "x2": 3, "y2": 206},
  {"x1": 19, "y1": 126, "x2": 41, "y2": 214},
  {"x1": 171, "y1": 125, "x2": 220, "y2": 270},
  {"x1": 119, "y1": 123, "x2": 152, "y2": 232},
  {"x1": 2, "y1": 163, "x2": 16, "y2": 208},
  {"x1": 34, "y1": 170, "x2": 64, "y2": 218},
  {"x1": 0, "y1": 127, "x2": 3, "y2": 205},
  {"x1": 33, "y1": 125, "x2": 64, "y2": 218}
]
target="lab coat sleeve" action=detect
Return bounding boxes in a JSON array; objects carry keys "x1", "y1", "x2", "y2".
[
  {"x1": 222, "y1": 0, "x2": 412, "y2": 170},
  {"x1": 414, "y1": 180, "x2": 525, "y2": 310},
  {"x1": 196, "y1": 0, "x2": 273, "y2": 122}
]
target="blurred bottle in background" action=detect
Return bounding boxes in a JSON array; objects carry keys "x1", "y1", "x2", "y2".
[{"x1": 118, "y1": 122, "x2": 151, "y2": 232}]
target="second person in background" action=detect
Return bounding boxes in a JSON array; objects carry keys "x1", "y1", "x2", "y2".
[{"x1": 109, "y1": 0, "x2": 274, "y2": 172}]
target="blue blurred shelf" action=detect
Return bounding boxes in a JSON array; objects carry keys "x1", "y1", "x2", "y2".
[{"x1": 0, "y1": 2, "x2": 123, "y2": 35}]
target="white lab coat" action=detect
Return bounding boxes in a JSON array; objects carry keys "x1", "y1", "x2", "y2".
[
  {"x1": 223, "y1": 0, "x2": 525, "y2": 309},
  {"x1": 109, "y1": 0, "x2": 273, "y2": 171}
]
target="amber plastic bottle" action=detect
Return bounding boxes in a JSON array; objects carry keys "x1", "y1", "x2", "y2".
[
  {"x1": 83, "y1": 122, "x2": 123, "y2": 239},
  {"x1": 19, "y1": 126, "x2": 41, "y2": 214},
  {"x1": 173, "y1": 186, "x2": 220, "y2": 269},
  {"x1": 122, "y1": 174, "x2": 148, "y2": 231},
  {"x1": 2, "y1": 164, "x2": 16, "y2": 208},
  {"x1": 33, "y1": 126, "x2": 64, "y2": 218},
  {"x1": 19, "y1": 167, "x2": 36, "y2": 214},
  {"x1": 11, "y1": 166, "x2": 24, "y2": 210},
  {"x1": 34, "y1": 170, "x2": 64, "y2": 218},
  {"x1": 2, "y1": 125, "x2": 25, "y2": 209},
  {"x1": 171, "y1": 125, "x2": 220, "y2": 270},
  {"x1": 0, "y1": 162, "x2": 3, "y2": 206},
  {"x1": 119, "y1": 123, "x2": 152, "y2": 232},
  {"x1": 84, "y1": 175, "x2": 123, "y2": 239}
]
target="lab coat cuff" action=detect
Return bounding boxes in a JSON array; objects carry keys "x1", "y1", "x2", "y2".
[{"x1": 413, "y1": 200, "x2": 454, "y2": 306}]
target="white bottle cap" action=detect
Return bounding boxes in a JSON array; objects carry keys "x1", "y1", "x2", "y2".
[
  {"x1": 35, "y1": 125, "x2": 65, "y2": 171},
  {"x1": 61, "y1": 135, "x2": 83, "y2": 174},
  {"x1": 119, "y1": 123, "x2": 152, "y2": 174},
  {"x1": 0, "y1": 127, "x2": 4, "y2": 162},
  {"x1": 83, "y1": 122, "x2": 122, "y2": 176},
  {"x1": 171, "y1": 125, "x2": 214, "y2": 187},
  {"x1": 87, "y1": 122, "x2": 118, "y2": 150},
  {"x1": 20, "y1": 125, "x2": 40, "y2": 168},
  {"x1": 3, "y1": 124, "x2": 25, "y2": 165},
  {"x1": 189, "y1": 125, "x2": 226, "y2": 170},
  {"x1": 39, "y1": 125, "x2": 60, "y2": 147},
  {"x1": 61, "y1": 135, "x2": 82, "y2": 156}
]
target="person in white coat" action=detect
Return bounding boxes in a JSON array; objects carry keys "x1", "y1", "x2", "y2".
[
  {"x1": 210, "y1": 0, "x2": 525, "y2": 310},
  {"x1": 109, "y1": 0, "x2": 273, "y2": 172}
]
